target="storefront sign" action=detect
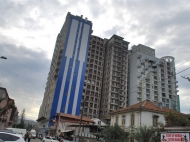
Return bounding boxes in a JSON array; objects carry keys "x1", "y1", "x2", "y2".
[{"x1": 161, "y1": 133, "x2": 189, "y2": 142}]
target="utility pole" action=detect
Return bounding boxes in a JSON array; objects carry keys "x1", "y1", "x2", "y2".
[
  {"x1": 181, "y1": 76, "x2": 190, "y2": 82},
  {"x1": 78, "y1": 98, "x2": 85, "y2": 136}
]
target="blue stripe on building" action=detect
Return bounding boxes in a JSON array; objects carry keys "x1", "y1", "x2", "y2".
[
  {"x1": 49, "y1": 16, "x2": 72, "y2": 126},
  {"x1": 49, "y1": 14, "x2": 92, "y2": 126},
  {"x1": 75, "y1": 24, "x2": 92, "y2": 115},
  {"x1": 67, "y1": 22, "x2": 84, "y2": 114}
]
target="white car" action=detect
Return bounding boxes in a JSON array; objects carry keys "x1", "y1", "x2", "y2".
[
  {"x1": 0, "y1": 132, "x2": 25, "y2": 142},
  {"x1": 42, "y1": 136, "x2": 59, "y2": 142}
]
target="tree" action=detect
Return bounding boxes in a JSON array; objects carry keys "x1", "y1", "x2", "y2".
[
  {"x1": 16, "y1": 109, "x2": 25, "y2": 128},
  {"x1": 165, "y1": 111, "x2": 190, "y2": 127},
  {"x1": 100, "y1": 123, "x2": 127, "y2": 142},
  {"x1": 129, "y1": 125, "x2": 164, "y2": 142}
]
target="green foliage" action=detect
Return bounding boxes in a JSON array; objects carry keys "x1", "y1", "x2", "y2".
[
  {"x1": 26, "y1": 123, "x2": 35, "y2": 131},
  {"x1": 101, "y1": 123, "x2": 127, "y2": 142},
  {"x1": 16, "y1": 109, "x2": 26, "y2": 129},
  {"x1": 129, "y1": 125, "x2": 164, "y2": 142},
  {"x1": 165, "y1": 111, "x2": 190, "y2": 127}
]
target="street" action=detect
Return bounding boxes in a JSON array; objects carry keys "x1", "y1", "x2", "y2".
[{"x1": 30, "y1": 138, "x2": 42, "y2": 142}]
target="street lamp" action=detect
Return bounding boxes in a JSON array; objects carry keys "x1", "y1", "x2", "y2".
[{"x1": 0, "y1": 56, "x2": 7, "y2": 60}]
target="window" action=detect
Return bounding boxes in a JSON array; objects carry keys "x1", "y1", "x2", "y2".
[
  {"x1": 89, "y1": 109, "x2": 92, "y2": 113},
  {"x1": 85, "y1": 102, "x2": 88, "y2": 106},
  {"x1": 0, "y1": 133, "x2": 19, "y2": 141},
  {"x1": 116, "y1": 116, "x2": 119, "y2": 124},
  {"x1": 153, "y1": 115, "x2": 159, "y2": 127},
  {"x1": 131, "y1": 113, "x2": 135, "y2": 126},
  {"x1": 122, "y1": 115, "x2": 125, "y2": 125}
]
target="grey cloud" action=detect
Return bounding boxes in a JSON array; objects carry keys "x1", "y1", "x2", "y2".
[{"x1": 0, "y1": 42, "x2": 50, "y2": 120}]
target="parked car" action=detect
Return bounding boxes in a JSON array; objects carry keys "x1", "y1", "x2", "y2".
[
  {"x1": 42, "y1": 136, "x2": 59, "y2": 142},
  {"x1": 0, "y1": 132, "x2": 25, "y2": 142}
]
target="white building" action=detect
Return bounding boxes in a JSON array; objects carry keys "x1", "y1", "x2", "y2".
[
  {"x1": 109, "y1": 100, "x2": 183, "y2": 132},
  {"x1": 37, "y1": 12, "x2": 92, "y2": 128},
  {"x1": 129, "y1": 44, "x2": 180, "y2": 111}
]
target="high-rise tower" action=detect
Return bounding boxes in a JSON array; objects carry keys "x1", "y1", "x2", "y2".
[
  {"x1": 129, "y1": 44, "x2": 180, "y2": 111},
  {"x1": 100, "y1": 35, "x2": 130, "y2": 120},
  {"x1": 37, "y1": 12, "x2": 92, "y2": 127}
]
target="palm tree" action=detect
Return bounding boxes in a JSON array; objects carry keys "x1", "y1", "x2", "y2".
[{"x1": 129, "y1": 125, "x2": 155, "y2": 142}]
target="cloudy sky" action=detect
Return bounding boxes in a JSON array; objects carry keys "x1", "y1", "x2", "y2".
[{"x1": 0, "y1": 0, "x2": 190, "y2": 120}]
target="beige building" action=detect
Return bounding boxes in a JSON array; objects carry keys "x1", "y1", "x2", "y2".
[
  {"x1": 82, "y1": 35, "x2": 105, "y2": 118},
  {"x1": 100, "y1": 35, "x2": 130, "y2": 120}
]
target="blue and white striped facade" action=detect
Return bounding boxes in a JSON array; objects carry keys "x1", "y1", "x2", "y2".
[{"x1": 49, "y1": 14, "x2": 92, "y2": 126}]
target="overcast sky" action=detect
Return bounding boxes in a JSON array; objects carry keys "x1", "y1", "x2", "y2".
[{"x1": 0, "y1": 0, "x2": 190, "y2": 120}]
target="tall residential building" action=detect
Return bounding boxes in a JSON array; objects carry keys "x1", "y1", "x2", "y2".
[
  {"x1": 100, "y1": 35, "x2": 130, "y2": 120},
  {"x1": 38, "y1": 12, "x2": 181, "y2": 127},
  {"x1": 129, "y1": 44, "x2": 180, "y2": 111},
  {"x1": 37, "y1": 12, "x2": 92, "y2": 127},
  {"x1": 82, "y1": 35, "x2": 105, "y2": 119}
]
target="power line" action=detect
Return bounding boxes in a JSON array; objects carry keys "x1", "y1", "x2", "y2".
[{"x1": 176, "y1": 59, "x2": 190, "y2": 67}]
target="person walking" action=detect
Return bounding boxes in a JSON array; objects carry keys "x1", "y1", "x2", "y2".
[
  {"x1": 24, "y1": 132, "x2": 29, "y2": 141},
  {"x1": 28, "y1": 132, "x2": 32, "y2": 142}
]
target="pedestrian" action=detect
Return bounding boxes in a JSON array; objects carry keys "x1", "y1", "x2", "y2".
[
  {"x1": 24, "y1": 132, "x2": 29, "y2": 141},
  {"x1": 28, "y1": 132, "x2": 32, "y2": 142}
]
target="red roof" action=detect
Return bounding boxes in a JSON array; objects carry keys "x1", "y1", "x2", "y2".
[
  {"x1": 57, "y1": 113, "x2": 94, "y2": 123},
  {"x1": 110, "y1": 100, "x2": 184, "y2": 115}
]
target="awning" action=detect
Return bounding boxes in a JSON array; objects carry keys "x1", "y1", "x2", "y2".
[
  {"x1": 36, "y1": 116, "x2": 46, "y2": 122},
  {"x1": 61, "y1": 130, "x2": 74, "y2": 133}
]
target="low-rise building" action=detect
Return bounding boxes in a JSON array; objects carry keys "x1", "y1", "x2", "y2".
[
  {"x1": 0, "y1": 87, "x2": 18, "y2": 129},
  {"x1": 110, "y1": 100, "x2": 183, "y2": 132}
]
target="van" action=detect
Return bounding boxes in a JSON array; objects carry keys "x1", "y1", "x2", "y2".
[{"x1": 30, "y1": 129, "x2": 36, "y2": 139}]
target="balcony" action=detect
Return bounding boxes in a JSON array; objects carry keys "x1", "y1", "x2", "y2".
[
  {"x1": 152, "y1": 63, "x2": 157, "y2": 68},
  {"x1": 146, "y1": 96, "x2": 150, "y2": 100},
  {"x1": 137, "y1": 89, "x2": 142, "y2": 93},
  {"x1": 175, "y1": 85, "x2": 178, "y2": 88},
  {"x1": 144, "y1": 65, "x2": 149, "y2": 70},
  {"x1": 137, "y1": 54, "x2": 142, "y2": 59},
  {"x1": 137, "y1": 74, "x2": 142, "y2": 78},
  {"x1": 137, "y1": 94, "x2": 142, "y2": 98},
  {"x1": 154, "y1": 88, "x2": 158, "y2": 91},
  {"x1": 137, "y1": 63, "x2": 141, "y2": 68},
  {"x1": 154, "y1": 93, "x2": 158, "y2": 96}
]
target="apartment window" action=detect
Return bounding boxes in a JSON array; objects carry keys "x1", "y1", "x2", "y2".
[
  {"x1": 86, "y1": 91, "x2": 90, "y2": 95},
  {"x1": 84, "y1": 108, "x2": 87, "y2": 112},
  {"x1": 93, "y1": 110, "x2": 96, "y2": 114},
  {"x1": 90, "y1": 97, "x2": 93, "y2": 101},
  {"x1": 87, "y1": 85, "x2": 90, "y2": 89},
  {"x1": 91, "y1": 92, "x2": 94, "y2": 96},
  {"x1": 153, "y1": 115, "x2": 159, "y2": 127},
  {"x1": 90, "y1": 103, "x2": 93, "y2": 107},
  {"x1": 89, "y1": 109, "x2": 92, "y2": 113},
  {"x1": 85, "y1": 102, "x2": 88, "y2": 107}
]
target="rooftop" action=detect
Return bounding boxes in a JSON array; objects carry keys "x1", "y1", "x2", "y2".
[{"x1": 110, "y1": 100, "x2": 184, "y2": 115}]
